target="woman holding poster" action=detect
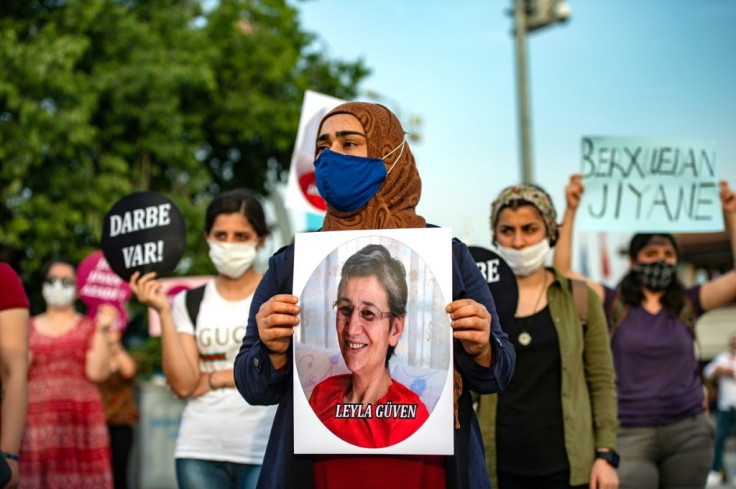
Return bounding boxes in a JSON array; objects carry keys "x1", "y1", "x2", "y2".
[
  {"x1": 129, "y1": 189, "x2": 277, "y2": 489},
  {"x1": 308, "y1": 243, "x2": 429, "y2": 448},
  {"x1": 477, "y1": 184, "x2": 619, "y2": 489},
  {"x1": 554, "y1": 175, "x2": 736, "y2": 489},
  {"x1": 20, "y1": 260, "x2": 115, "y2": 489},
  {"x1": 234, "y1": 102, "x2": 515, "y2": 489}
]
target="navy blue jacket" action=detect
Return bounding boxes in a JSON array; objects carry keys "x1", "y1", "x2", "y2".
[{"x1": 234, "y1": 237, "x2": 515, "y2": 489}]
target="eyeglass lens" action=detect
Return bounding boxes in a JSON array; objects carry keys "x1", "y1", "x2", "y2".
[
  {"x1": 334, "y1": 303, "x2": 389, "y2": 322},
  {"x1": 45, "y1": 277, "x2": 75, "y2": 287}
]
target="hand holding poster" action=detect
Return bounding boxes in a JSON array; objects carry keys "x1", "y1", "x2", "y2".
[
  {"x1": 293, "y1": 228, "x2": 453, "y2": 455},
  {"x1": 101, "y1": 192, "x2": 187, "y2": 281},
  {"x1": 579, "y1": 137, "x2": 723, "y2": 233}
]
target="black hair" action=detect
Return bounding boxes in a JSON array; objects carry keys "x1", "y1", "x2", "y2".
[
  {"x1": 204, "y1": 189, "x2": 269, "y2": 237},
  {"x1": 618, "y1": 233, "x2": 684, "y2": 313},
  {"x1": 337, "y1": 244, "x2": 408, "y2": 366}
]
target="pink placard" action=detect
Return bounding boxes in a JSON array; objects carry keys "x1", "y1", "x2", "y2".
[
  {"x1": 146, "y1": 276, "x2": 213, "y2": 336},
  {"x1": 77, "y1": 250, "x2": 132, "y2": 331}
]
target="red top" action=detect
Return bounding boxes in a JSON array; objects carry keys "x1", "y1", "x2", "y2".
[
  {"x1": 313, "y1": 454, "x2": 446, "y2": 489},
  {"x1": 309, "y1": 374, "x2": 445, "y2": 489},
  {"x1": 0, "y1": 263, "x2": 29, "y2": 311},
  {"x1": 309, "y1": 374, "x2": 428, "y2": 448},
  {"x1": 0, "y1": 263, "x2": 29, "y2": 445}
]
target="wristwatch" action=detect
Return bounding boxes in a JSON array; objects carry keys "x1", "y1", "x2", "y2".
[{"x1": 595, "y1": 449, "x2": 620, "y2": 468}]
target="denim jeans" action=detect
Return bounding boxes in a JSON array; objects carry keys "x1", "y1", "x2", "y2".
[
  {"x1": 176, "y1": 458, "x2": 261, "y2": 489},
  {"x1": 713, "y1": 407, "x2": 736, "y2": 472}
]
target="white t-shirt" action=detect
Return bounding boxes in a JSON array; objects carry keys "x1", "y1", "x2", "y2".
[
  {"x1": 171, "y1": 280, "x2": 277, "y2": 464},
  {"x1": 705, "y1": 351, "x2": 736, "y2": 411}
]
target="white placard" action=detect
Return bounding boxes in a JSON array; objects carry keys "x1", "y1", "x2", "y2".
[
  {"x1": 284, "y1": 90, "x2": 347, "y2": 214},
  {"x1": 579, "y1": 136, "x2": 723, "y2": 233}
]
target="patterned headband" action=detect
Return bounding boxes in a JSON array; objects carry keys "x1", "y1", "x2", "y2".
[{"x1": 490, "y1": 184, "x2": 558, "y2": 244}]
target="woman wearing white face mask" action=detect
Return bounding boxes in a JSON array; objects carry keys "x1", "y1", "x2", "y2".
[
  {"x1": 129, "y1": 189, "x2": 277, "y2": 489},
  {"x1": 476, "y1": 184, "x2": 620, "y2": 489},
  {"x1": 20, "y1": 260, "x2": 117, "y2": 489}
]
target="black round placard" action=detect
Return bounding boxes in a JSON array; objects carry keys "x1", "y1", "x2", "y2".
[
  {"x1": 468, "y1": 246, "x2": 519, "y2": 328},
  {"x1": 101, "y1": 192, "x2": 186, "y2": 281}
]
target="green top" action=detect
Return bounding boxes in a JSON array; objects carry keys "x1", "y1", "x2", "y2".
[{"x1": 476, "y1": 268, "x2": 618, "y2": 487}]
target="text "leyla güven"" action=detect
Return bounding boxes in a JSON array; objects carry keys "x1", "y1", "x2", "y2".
[{"x1": 333, "y1": 402, "x2": 418, "y2": 419}]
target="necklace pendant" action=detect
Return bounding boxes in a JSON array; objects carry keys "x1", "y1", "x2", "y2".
[{"x1": 518, "y1": 331, "x2": 532, "y2": 346}]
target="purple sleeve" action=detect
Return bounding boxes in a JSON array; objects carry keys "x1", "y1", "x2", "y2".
[
  {"x1": 603, "y1": 285, "x2": 616, "y2": 321},
  {"x1": 685, "y1": 284, "x2": 704, "y2": 318}
]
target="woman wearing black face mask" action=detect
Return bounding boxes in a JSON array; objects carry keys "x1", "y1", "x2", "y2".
[{"x1": 554, "y1": 175, "x2": 736, "y2": 489}]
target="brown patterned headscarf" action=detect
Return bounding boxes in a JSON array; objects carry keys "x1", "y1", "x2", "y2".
[{"x1": 316, "y1": 102, "x2": 426, "y2": 231}]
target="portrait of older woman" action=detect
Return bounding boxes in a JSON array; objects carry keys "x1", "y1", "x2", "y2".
[{"x1": 307, "y1": 243, "x2": 429, "y2": 448}]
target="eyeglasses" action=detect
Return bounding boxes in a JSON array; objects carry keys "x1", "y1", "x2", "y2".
[
  {"x1": 45, "y1": 276, "x2": 76, "y2": 287},
  {"x1": 333, "y1": 301, "x2": 392, "y2": 323}
]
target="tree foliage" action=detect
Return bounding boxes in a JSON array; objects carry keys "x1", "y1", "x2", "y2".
[{"x1": 0, "y1": 0, "x2": 368, "y2": 309}]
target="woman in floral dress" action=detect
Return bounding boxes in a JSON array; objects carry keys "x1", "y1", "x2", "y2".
[{"x1": 20, "y1": 260, "x2": 114, "y2": 489}]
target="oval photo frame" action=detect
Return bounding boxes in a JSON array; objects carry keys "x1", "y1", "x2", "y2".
[{"x1": 295, "y1": 235, "x2": 451, "y2": 449}]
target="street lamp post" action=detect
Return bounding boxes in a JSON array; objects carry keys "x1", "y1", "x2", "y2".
[
  {"x1": 510, "y1": 0, "x2": 571, "y2": 184},
  {"x1": 514, "y1": 0, "x2": 533, "y2": 184}
]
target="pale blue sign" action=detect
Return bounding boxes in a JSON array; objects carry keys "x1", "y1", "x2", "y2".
[{"x1": 579, "y1": 136, "x2": 723, "y2": 233}]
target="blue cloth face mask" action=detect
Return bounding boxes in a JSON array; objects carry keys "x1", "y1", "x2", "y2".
[{"x1": 314, "y1": 140, "x2": 406, "y2": 213}]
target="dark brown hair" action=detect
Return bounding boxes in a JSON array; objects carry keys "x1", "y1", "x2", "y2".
[{"x1": 204, "y1": 189, "x2": 268, "y2": 237}]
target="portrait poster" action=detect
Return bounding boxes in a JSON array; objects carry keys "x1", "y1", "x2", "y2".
[
  {"x1": 293, "y1": 228, "x2": 454, "y2": 455},
  {"x1": 284, "y1": 90, "x2": 346, "y2": 214},
  {"x1": 579, "y1": 136, "x2": 723, "y2": 233}
]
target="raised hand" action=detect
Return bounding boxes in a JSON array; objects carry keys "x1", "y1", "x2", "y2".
[
  {"x1": 95, "y1": 303, "x2": 118, "y2": 331},
  {"x1": 720, "y1": 180, "x2": 735, "y2": 215},
  {"x1": 566, "y1": 173, "x2": 585, "y2": 211}
]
